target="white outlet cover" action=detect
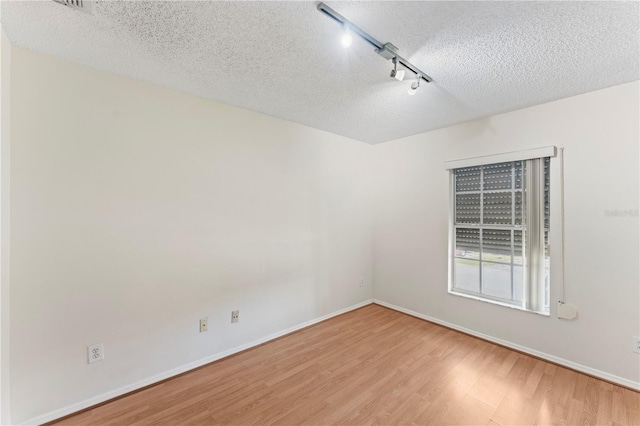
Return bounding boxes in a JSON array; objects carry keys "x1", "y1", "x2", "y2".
[
  {"x1": 88, "y1": 342, "x2": 104, "y2": 364},
  {"x1": 633, "y1": 336, "x2": 640, "y2": 354},
  {"x1": 200, "y1": 317, "x2": 208, "y2": 333}
]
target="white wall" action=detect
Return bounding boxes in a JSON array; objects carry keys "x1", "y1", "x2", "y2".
[
  {"x1": 1, "y1": 25, "x2": 12, "y2": 425},
  {"x1": 373, "y1": 81, "x2": 640, "y2": 386},
  {"x1": 4, "y1": 39, "x2": 638, "y2": 424},
  {"x1": 7, "y1": 47, "x2": 374, "y2": 424}
]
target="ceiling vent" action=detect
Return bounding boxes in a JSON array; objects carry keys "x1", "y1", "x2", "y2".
[{"x1": 52, "y1": 0, "x2": 93, "y2": 14}]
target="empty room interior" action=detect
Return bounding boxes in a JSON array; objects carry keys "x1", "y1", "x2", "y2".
[{"x1": 0, "y1": 1, "x2": 639, "y2": 425}]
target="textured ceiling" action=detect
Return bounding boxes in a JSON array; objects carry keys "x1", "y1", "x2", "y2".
[{"x1": 1, "y1": 1, "x2": 639, "y2": 144}]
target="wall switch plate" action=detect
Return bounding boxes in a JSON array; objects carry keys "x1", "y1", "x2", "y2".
[
  {"x1": 231, "y1": 310, "x2": 239, "y2": 323},
  {"x1": 88, "y1": 343, "x2": 104, "y2": 364},
  {"x1": 200, "y1": 317, "x2": 208, "y2": 333},
  {"x1": 360, "y1": 277, "x2": 365, "y2": 287},
  {"x1": 633, "y1": 336, "x2": 640, "y2": 354}
]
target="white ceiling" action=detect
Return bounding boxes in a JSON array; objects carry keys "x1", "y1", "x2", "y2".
[{"x1": 1, "y1": 1, "x2": 639, "y2": 144}]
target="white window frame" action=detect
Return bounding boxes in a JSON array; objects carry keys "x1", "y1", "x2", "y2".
[{"x1": 446, "y1": 146, "x2": 557, "y2": 315}]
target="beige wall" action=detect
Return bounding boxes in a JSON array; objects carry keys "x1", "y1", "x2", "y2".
[
  {"x1": 3, "y1": 38, "x2": 639, "y2": 424},
  {"x1": 1, "y1": 25, "x2": 12, "y2": 426},
  {"x1": 7, "y1": 47, "x2": 374, "y2": 423},
  {"x1": 373, "y1": 81, "x2": 640, "y2": 386}
]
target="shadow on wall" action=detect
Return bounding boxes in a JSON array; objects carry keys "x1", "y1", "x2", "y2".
[{"x1": 445, "y1": 116, "x2": 497, "y2": 142}]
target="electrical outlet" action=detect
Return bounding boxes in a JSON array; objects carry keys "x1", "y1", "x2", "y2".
[
  {"x1": 87, "y1": 343, "x2": 104, "y2": 364},
  {"x1": 231, "y1": 310, "x2": 239, "y2": 323},
  {"x1": 360, "y1": 277, "x2": 365, "y2": 287},
  {"x1": 633, "y1": 336, "x2": 640, "y2": 354},
  {"x1": 200, "y1": 317, "x2": 208, "y2": 333}
]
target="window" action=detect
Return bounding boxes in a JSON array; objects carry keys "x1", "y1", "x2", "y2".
[{"x1": 447, "y1": 149, "x2": 553, "y2": 315}]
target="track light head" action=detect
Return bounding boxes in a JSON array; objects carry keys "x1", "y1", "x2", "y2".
[
  {"x1": 408, "y1": 76, "x2": 421, "y2": 95},
  {"x1": 390, "y1": 59, "x2": 405, "y2": 81},
  {"x1": 390, "y1": 69, "x2": 405, "y2": 80},
  {"x1": 340, "y1": 25, "x2": 353, "y2": 48}
]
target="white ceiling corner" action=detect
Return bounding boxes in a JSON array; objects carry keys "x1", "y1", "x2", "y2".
[{"x1": 1, "y1": 0, "x2": 639, "y2": 144}]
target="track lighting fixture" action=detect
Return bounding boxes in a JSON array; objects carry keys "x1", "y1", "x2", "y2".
[
  {"x1": 408, "y1": 74, "x2": 421, "y2": 95},
  {"x1": 317, "y1": 2, "x2": 433, "y2": 93},
  {"x1": 390, "y1": 58, "x2": 405, "y2": 81}
]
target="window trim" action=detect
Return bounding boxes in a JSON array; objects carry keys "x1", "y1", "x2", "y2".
[
  {"x1": 445, "y1": 146, "x2": 556, "y2": 170},
  {"x1": 446, "y1": 147, "x2": 557, "y2": 315}
]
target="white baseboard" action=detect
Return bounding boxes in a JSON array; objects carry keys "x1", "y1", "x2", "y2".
[
  {"x1": 373, "y1": 299, "x2": 640, "y2": 391},
  {"x1": 21, "y1": 299, "x2": 374, "y2": 426}
]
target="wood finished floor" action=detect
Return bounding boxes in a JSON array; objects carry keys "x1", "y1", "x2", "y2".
[{"x1": 54, "y1": 304, "x2": 639, "y2": 426}]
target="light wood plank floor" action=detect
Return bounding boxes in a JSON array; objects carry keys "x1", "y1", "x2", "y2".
[{"x1": 53, "y1": 304, "x2": 639, "y2": 425}]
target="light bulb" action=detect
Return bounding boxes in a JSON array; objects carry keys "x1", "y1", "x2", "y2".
[
  {"x1": 408, "y1": 81, "x2": 419, "y2": 95},
  {"x1": 340, "y1": 31, "x2": 353, "y2": 48}
]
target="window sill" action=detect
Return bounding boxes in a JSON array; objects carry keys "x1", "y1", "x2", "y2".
[{"x1": 448, "y1": 289, "x2": 550, "y2": 317}]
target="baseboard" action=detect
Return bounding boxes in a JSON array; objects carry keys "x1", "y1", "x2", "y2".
[
  {"x1": 373, "y1": 299, "x2": 640, "y2": 391},
  {"x1": 22, "y1": 299, "x2": 374, "y2": 426}
]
